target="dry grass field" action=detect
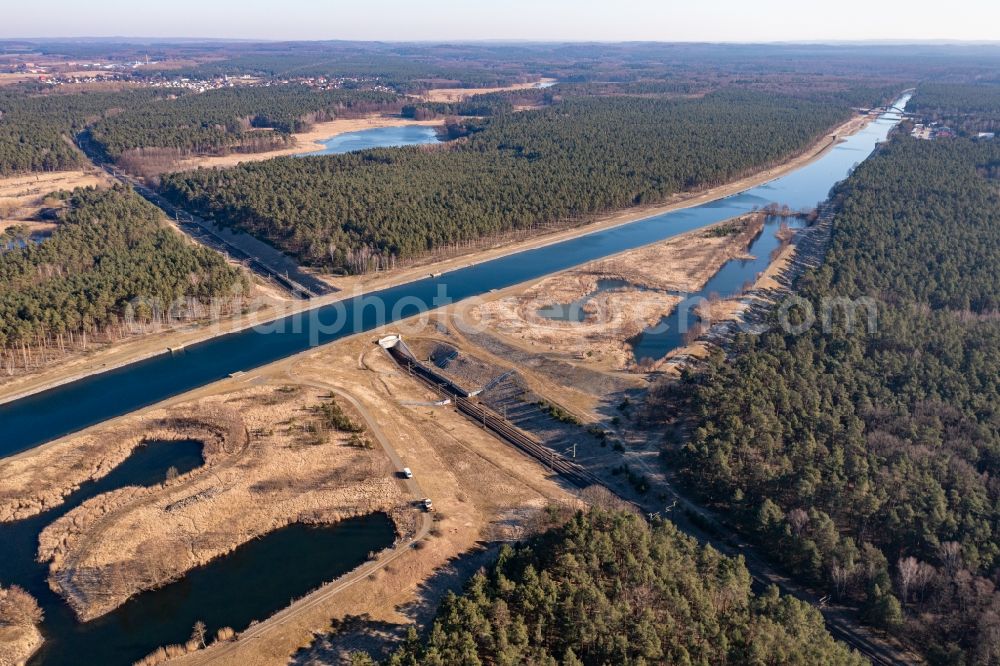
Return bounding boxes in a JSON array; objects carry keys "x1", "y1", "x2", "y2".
[{"x1": 469, "y1": 214, "x2": 764, "y2": 371}]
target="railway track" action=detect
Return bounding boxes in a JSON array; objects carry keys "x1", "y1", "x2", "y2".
[
  {"x1": 452, "y1": 395, "x2": 603, "y2": 489},
  {"x1": 74, "y1": 131, "x2": 331, "y2": 299},
  {"x1": 385, "y1": 344, "x2": 603, "y2": 490}
]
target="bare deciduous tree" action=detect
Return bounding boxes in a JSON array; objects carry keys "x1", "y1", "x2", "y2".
[
  {"x1": 898, "y1": 556, "x2": 920, "y2": 602},
  {"x1": 938, "y1": 541, "x2": 963, "y2": 576},
  {"x1": 191, "y1": 620, "x2": 207, "y2": 648},
  {"x1": 830, "y1": 562, "x2": 853, "y2": 599},
  {"x1": 0, "y1": 584, "x2": 44, "y2": 626},
  {"x1": 786, "y1": 508, "x2": 809, "y2": 536}
]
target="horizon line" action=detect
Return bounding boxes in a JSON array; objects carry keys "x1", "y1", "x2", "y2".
[{"x1": 2, "y1": 36, "x2": 1000, "y2": 46}]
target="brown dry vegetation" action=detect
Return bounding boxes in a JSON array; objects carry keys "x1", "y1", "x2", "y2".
[
  {"x1": 0, "y1": 417, "x2": 233, "y2": 523},
  {"x1": 158, "y1": 334, "x2": 574, "y2": 666},
  {"x1": 0, "y1": 170, "x2": 110, "y2": 229},
  {"x1": 418, "y1": 79, "x2": 554, "y2": 103},
  {"x1": 21, "y1": 384, "x2": 407, "y2": 621},
  {"x1": 468, "y1": 214, "x2": 764, "y2": 371},
  {"x1": 0, "y1": 585, "x2": 43, "y2": 666},
  {"x1": 0, "y1": 623, "x2": 42, "y2": 666}
]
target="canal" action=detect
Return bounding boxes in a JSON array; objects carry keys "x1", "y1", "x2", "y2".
[{"x1": 0, "y1": 95, "x2": 909, "y2": 456}]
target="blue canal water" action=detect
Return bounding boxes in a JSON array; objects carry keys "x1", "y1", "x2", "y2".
[
  {"x1": 305, "y1": 124, "x2": 441, "y2": 155},
  {"x1": 0, "y1": 96, "x2": 908, "y2": 456}
]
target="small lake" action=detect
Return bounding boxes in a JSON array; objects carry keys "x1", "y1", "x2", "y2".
[
  {"x1": 0, "y1": 439, "x2": 394, "y2": 666},
  {"x1": 1, "y1": 232, "x2": 49, "y2": 253},
  {"x1": 307, "y1": 125, "x2": 441, "y2": 155},
  {"x1": 30, "y1": 517, "x2": 394, "y2": 666},
  {"x1": 0, "y1": 440, "x2": 202, "y2": 665}
]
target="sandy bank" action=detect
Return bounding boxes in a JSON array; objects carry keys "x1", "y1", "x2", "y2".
[
  {"x1": 419, "y1": 78, "x2": 556, "y2": 103},
  {"x1": 470, "y1": 214, "x2": 764, "y2": 371},
  {"x1": 168, "y1": 115, "x2": 445, "y2": 171}
]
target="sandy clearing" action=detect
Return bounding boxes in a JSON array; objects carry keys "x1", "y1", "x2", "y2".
[
  {"x1": 468, "y1": 214, "x2": 763, "y2": 372},
  {"x1": 419, "y1": 78, "x2": 556, "y2": 103},
  {"x1": 0, "y1": 170, "x2": 110, "y2": 206},
  {"x1": 0, "y1": 73, "x2": 45, "y2": 87},
  {"x1": 167, "y1": 115, "x2": 445, "y2": 171}
]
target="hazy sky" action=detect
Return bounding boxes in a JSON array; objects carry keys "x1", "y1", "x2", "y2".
[{"x1": 3, "y1": 0, "x2": 999, "y2": 42}]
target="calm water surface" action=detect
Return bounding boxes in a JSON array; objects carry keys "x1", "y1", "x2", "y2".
[
  {"x1": 306, "y1": 125, "x2": 441, "y2": 155},
  {"x1": 28, "y1": 517, "x2": 393, "y2": 666},
  {"x1": 0, "y1": 437, "x2": 392, "y2": 666},
  {"x1": 0, "y1": 96, "x2": 909, "y2": 455},
  {"x1": 0, "y1": 440, "x2": 202, "y2": 664},
  {"x1": 629, "y1": 216, "x2": 807, "y2": 362}
]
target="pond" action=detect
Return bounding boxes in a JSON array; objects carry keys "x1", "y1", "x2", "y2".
[
  {"x1": 29, "y1": 516, "x2": 394, "y2": 666},
  {"x1": 307, "y1": 125, "x2": 441, "y2": 155},
  {"x1": 629, "y1": 215, "x2": 807, "y2": 362},
  {"x1": 0, "y1": 437, "x2": 396, "y2": 665}
]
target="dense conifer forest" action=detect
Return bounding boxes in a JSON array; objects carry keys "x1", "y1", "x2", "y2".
[
  {"x1": 0, "y1": 88, "x2": 163, "y2": 175},
  {"x1": 907, "y1": 83, "x2": 1000, "y2": 135},
  {"x1": 660, "y1": 134, "x2": 1000, "y2": 663},
  {"x1": 361, "y1": 510, "x2": 865, "y2": 666},
  {"x1": 0, "y1": 85, "x2": 398, "y2": 176},
  {"x1": 0, "y1": 186, "x2": 247, "y2": 371},
  {"x1": 160, "y1": 90, "x2": 853, "y2": 274},
  {"x1": 87, "y1": 84, "x2": 400, "y2": 160}
]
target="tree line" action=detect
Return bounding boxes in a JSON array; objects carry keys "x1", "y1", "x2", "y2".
[
  {"x1": 355, "y1": 509, "x2": 865, "y2": 666},
  {"x1": 0, "y1": 185, "x2": 248, "y2": 373},
  {"x1": 160, "y1": 89, "x2": 852, "y2": 275},
  {"x1": 138, "y1": 53, "x2": 536, "y2": 95},
  {"x1": 660, "y1": 134, "x2": 1000, "y2": 663},
  {"x1": 0, "y1": 84, "x2": 399, "y2": 177}
]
